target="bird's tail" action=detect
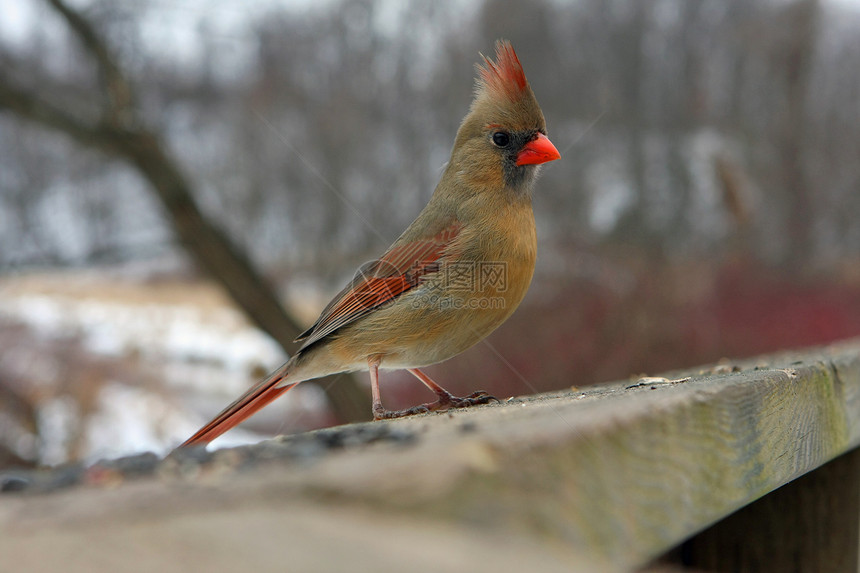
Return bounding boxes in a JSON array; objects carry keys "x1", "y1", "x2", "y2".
[{"x1": 179, "y1": 360, "x2": 298, "y2": 448}]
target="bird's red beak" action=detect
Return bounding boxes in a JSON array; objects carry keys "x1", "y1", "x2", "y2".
[{"x1": 516, "y1": 133, "x2": 561, "y2": 166}]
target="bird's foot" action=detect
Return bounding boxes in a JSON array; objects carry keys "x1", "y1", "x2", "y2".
[
  {"x1": 373, "y1": 390, "x2": 497, "y2": 420},
  {"x1": 437, "y1": 389, "x2": 498, "y2": 409},
  {"x1": 373, "y1": 403, "x2": 430, "y2": 420}
]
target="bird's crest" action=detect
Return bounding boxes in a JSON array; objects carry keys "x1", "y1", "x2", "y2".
[{"x1": 477, "y1": 40, "x2": 528, "y2": 102}]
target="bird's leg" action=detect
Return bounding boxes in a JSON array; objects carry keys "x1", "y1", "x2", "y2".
[
  {"x1": 369, "y1": 356, "x2": 388, "y2": 420},
  {"x1": 370, "y1": 357, "x2": 431, "y2": 420},
  {"x1": 408, "y1": 368, "x2": 497, "y2": 410},
  {"x1": 371, "y1": 367, "x2": 496, "y2": 420}
]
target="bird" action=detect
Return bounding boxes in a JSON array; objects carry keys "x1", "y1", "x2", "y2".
[{"x1": 180, "y1": 40, "x2": 560, "y2": 448}]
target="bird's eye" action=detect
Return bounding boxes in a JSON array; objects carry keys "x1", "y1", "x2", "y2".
[{"x1": 492, "y1": 131, "x2": 510, "y2": 147}]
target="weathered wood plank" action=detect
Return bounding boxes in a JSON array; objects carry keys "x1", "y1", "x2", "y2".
[
  {"x1": 660, "y1": 447, "x2": 860, "y2": 572},
  {"x1": 316, "y1": 343, "x2": 860, "y2": 570},
  {"x1": 2, "y1": 340, "x2": 860, "y2": 571}
]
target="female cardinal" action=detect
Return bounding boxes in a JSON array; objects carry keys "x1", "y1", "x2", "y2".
[{"x1": 180, "y1": 40, "x2": 560, "y2": 447}]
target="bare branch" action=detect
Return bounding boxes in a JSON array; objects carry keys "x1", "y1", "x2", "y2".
[
  {"x1": 44, "y1": 0, "x2": 134, "y2": 126},
  {"x1": 0, "y1": 4, "x2": 370, "y2": 424},
  {"x1": 0, "y1": 79, "x2": 106, "y2": 147}
]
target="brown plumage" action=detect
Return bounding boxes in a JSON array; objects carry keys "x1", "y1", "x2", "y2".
[{"x1": 180, "y1": 40, "x2": 560, "y2": 448}]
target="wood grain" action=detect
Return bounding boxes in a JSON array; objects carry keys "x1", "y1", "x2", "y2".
[
  {"x1": 663, "y1": 447, "x2": 860, "y2": 572},
  {"x1": 2, "y1": 341, "x2": 860, "y2": 572}
]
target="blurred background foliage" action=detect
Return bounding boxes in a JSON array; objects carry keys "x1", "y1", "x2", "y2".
[{"x1": 2, "y1": 0, "x2": 860, "y2": 467}]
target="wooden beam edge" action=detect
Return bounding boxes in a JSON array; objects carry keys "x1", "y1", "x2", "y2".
[{"x1": 2, "y1": 341, "x2": 859, "y2": 572}]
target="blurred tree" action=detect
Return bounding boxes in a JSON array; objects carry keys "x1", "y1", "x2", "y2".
[
  {"x1": 1, "y1": 0, "x2": 859, "y2": 454},
  {"x1": 771, "y1": 0, "x2": 819, "y2": 264},
  {"x1": 0, "y1": 0, "x2": 368, "y2": 424}
]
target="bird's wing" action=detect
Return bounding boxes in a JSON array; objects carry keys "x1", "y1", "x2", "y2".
[
  {"x1": 179, "y1": 222, "x2": 461, "y2": 448},
  {"x1": 296, "y1": 221, "x2": 462, "y2": 350}
]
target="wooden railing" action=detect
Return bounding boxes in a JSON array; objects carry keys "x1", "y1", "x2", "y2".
[{"x1": 2, "y1": 340, "x2": 859, "y2": 572}]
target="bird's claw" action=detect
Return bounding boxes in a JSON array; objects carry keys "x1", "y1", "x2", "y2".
[
  {"x1": 373, "y1": 389, "x2": 497, "y2": 420},
  {"x1": 447, "y1": 390, "x2": 498, "y2": 408},
  {"x1": 373, "y1": 403, "x2": 430, "y2": 420}
]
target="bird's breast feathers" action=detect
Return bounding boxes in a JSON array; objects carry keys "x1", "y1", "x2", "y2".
[{"x1": 414, "y1": 198, "x2": 536, "y2": 324}]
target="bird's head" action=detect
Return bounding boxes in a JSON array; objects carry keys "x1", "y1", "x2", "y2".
[{"x1": 449, "y1": 40, "x2": 560, "y2": 195}]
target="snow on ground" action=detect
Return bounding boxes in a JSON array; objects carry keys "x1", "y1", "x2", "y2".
[
  {"x1": 0, "y1": 282, "x2": 286, "y2": 374},
  {"x1": 0, "y1": 271, "x2": 329, "y2": 464}
]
